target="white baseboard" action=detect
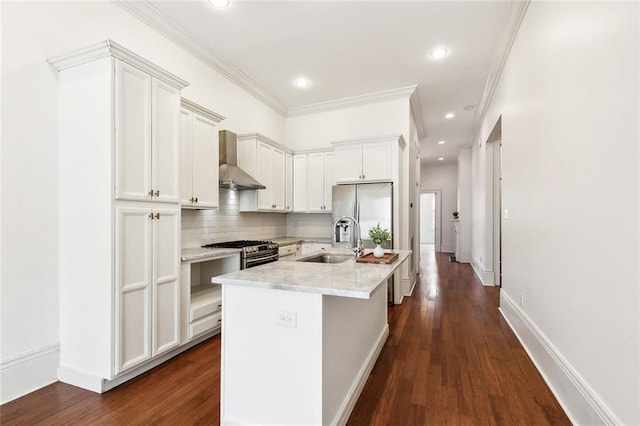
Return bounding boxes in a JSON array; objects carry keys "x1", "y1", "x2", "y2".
[
  {"x1": 456, "y1": 251, "x2": 471, "y2": 263},
  {"x1": 402, "y1": 276, "x2": 416, "y2": 297},
  {"x1": 441, "y1": 243, "x2": 455, "y2": 253},
  {"x1": 471, "y1": 257, "x2": 495, "y2": 286},
  {"x1": 499, "y1": 291, "x2": 619, "y2": 425},
  {"x1": 332, "y1": 325, "x2": 389, "y2": 426},
  {"x1": 0, "y1": 343, "x2": 60, "y2": 404},
  {"x1": 59, "y1": 330, "x2": 217, "y2": 393}
]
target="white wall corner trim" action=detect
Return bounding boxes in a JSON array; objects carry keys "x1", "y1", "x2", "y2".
[
  {"x1": 111, "y1": 0, "x2": 288, "y2": 116},
  {"x1": 0, "y1": 344, "x2": 60, "y2": 404},
  {"x1": 469, "y1": 0, "x2": 530, "y2": 144},
  {"x1": 332, "y1": 325, "x2": 389, "y2": 426},
  {"x1": 499, "y1": 291, "x2": 620, "y2": 426},
  {"x1": 409, "y1": 89, "x2": 425, "y2": 139},
  {"x1": 471, "y1": 256, "x2": 495, "y2": 286},
  {"x1": 288, "y1": 86, "x2": 417, "y2": 117}
]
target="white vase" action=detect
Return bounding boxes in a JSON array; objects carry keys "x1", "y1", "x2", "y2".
[{"x1": 373, "y1": 244, "x2": 384, "y2": 258}]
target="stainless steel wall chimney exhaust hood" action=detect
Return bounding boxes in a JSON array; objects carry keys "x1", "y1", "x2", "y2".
[{"x1": 219, "y1": 130, "x2": 266, "y2": 191}]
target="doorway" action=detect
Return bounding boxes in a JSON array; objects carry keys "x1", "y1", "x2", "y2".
[
  {"x1": 419, "y1": 190, "x2": 441, "y2": 252},
  {"x1": 487, "y1": 117, "x2": 502, "y2": 287}
]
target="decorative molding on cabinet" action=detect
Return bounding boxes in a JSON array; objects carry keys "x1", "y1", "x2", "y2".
[
  {"x1": 48, "y1": 39, "x2": 189, "y2": 90},
  {"x1": 237, "y1": 132, "x2": 293, "y2": 154},
  {"x1": 181, "y1": 98, "x2": 225, "y2": 123},
  {"x1": 499, "y1": 291, "x2": 619, "y2": 426},
  {"x1": 288, "y1": 85, "x2": 418, "y2": 117},
  {"x1": 331, "y1": 134, "x2": 406, "y2": 149},
  {"x1": 111, "y1": 0, "x2": 288, "y2": 116},
  {"x1": 470, "y1": 0, "x2": 530, "y2": 145}
]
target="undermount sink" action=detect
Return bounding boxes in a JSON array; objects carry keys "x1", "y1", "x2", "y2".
[{"x1": 297, "y1": 253, "x2": 354, "y2": 264}]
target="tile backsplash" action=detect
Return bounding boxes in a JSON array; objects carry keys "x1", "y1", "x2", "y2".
[{"x1": 181, "y1": 189, "x2": 334, "y2": 248}]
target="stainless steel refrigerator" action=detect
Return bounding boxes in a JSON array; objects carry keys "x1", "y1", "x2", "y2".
[{"x1": 332, "y1": 182, "x2": 394, "y2": 302}]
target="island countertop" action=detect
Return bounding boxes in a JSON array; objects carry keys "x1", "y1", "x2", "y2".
[{"x1": 212, "y1": 249, "x2": 411, "y2": 299}]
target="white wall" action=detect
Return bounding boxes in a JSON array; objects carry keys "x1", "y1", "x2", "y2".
[
  {"x1": 419, "y1": 193, "x2": 435, "y2": 244},
  {"x1": 472, "y1": 2, "x2": 639, "y2": 424},
  {"x1": 420, "y1": 162, "x2": 457, "y2": 252},
  {"x1": 457, "y1": 148, "x2": 472, "y2": 263},
  {"x1": 1, "y1": 1, "x2": 285, "y2": 402}
]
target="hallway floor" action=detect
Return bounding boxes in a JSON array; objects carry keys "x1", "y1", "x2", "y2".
[{"x1": 1, "y1": 246, "x2": 570, "y2": 425}]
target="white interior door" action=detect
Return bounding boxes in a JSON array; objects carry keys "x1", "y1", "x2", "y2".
[{"x1": 420, "y1": 193, "x2": 435, "y2": 244}]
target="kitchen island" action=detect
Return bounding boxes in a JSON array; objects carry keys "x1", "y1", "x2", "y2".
[{"x1": 213, "y1": 249, "x2": 411, "y2": 426}]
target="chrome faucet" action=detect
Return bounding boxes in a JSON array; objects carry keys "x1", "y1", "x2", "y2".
[{"x1": 333, "y1": 215, "x2": 364, "y2": 256}]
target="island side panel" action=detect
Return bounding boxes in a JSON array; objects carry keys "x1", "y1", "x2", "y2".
[
  {"x1": 221, "y1": 285, "x2": 323, "y2": 425},
  {"x1": 322, "y1": 285, "x2": 389, "y2": 425}
]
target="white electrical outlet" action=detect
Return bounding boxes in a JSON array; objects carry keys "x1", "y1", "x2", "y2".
[{"x1": 277, "y1": 311, "x2": 297, "y2": 328}]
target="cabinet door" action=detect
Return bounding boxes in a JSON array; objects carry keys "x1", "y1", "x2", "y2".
[
  {"x1": 307, "y1": 153, "x2": 325, "y2": 212},
  {"x1": 362, "y1": 141, "x2": 392, "y2": 181},
  {"x1": 180, "y1": 109, "x2": 193, "y2": 205},
  {"x1": 323, "y1": 152, "x2": 335, "y2": 212},
  {"x1": 271, "y1": 148, "x2": 285, "y2": 211},
  {"x1": 256, "y1": 142, "x2": 273, "y2": 210},
  {"x1": 333, "y1": 144, "x2": 362, "y2": 183},
  {"x1": 115, "y1": 207, "x2": 152, "y2": 374},
  {"x1": 152, "y1": 79, "x2": 180, "y2": 203},
  {"x1": 191, "y1": 114, "x2": 219, "y2": 208},
  {"x1": 115, "y1": 61, "x2": 152, "y2": 201},
  {"x1": 285, "y1": 153, "x2": 293, "y2": 212},
  {"x1": 292, "y1": 154, "x2": 307, "y2": 212},
  {"x1": 152, "y1": 208, "x2": 180, "y2": 356}
]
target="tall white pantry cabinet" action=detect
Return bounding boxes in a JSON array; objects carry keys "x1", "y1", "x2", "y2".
[{"x1": 50, "y1": 41, "x2": 188, "y2": 392}]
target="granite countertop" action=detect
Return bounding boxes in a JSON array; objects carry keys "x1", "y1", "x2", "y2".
[
  {"x1": 181, "y1": 247, "x2": 242, "y2": 262},
  {"x1": 212, "y1": 249, "x2": 412, "y2": 299}
]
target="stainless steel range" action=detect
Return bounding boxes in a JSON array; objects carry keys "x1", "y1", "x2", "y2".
[{"x1": 202, "y1": 240, "x2": 279, "y2": 269}]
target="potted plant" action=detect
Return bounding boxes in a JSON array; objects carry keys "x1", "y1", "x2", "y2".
[
  {"x1": 369, "y1": 223, "x2": 391, "y2": 258},
  {"x1": 452, "y1": 211, "x2": 459, "y2": 219}
]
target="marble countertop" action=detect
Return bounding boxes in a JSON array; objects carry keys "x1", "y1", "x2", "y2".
[
  {"x1": 212, "y1": 249, "x2": 411, "y2": 299},
  {"x1": 181, "y1": 247, "x2": 242, "y2": 262}
]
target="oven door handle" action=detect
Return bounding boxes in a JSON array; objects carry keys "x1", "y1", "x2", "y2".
[{"x1": 244, "y1": 252, "x2": 279, "y2": 268}]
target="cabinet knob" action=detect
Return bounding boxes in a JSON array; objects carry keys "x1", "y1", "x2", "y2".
[
  {"x1": 148, "y1": 212, "x2": 154, "y2": 219},
  {"x1": 195, "y1": 197, "x2": 198, "y2": 203},
  {"x1": 154, "y1": 213, "x2": 160, "y2": 219},
  {"x1": 154, "y1": 190, "x2": 160, "y2": 197},
  {"x1": 190, "y1": 197, "x2": 195, "y2": 203},
  {"x1": 148, "y1": 189, "x2": 154, "y2": 197}
]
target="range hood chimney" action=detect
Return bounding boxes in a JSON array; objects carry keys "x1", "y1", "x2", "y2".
[{"x1": 218, "y1": 130, "x2": 266, "y2": 191}]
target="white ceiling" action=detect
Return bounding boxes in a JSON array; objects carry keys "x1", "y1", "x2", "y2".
[{"x1": 146, "y1": 0, "x2": 510, "y2": 164}]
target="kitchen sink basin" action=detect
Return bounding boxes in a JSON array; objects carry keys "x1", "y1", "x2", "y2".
[{"x1": 298, "y1": 253, "x2": 354, "y2": 264}]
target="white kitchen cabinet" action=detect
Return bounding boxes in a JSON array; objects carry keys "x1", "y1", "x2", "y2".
[
  {"x1": 278, "y1": 243, "x2": 300, "y2": 259},
  {"x1": 238, "y1": 133, "x2": 291, "y2": 212},
  {"x1": 333, "y1": 139, "x2": 393, "y2": 183},
  {"x1": 300, "y1": 242, "x2": 332, "y2": 255},
  {"x1": 180, "y1": 99, "x2": 225, "y2": 209},
  {"x1": 293, "y1": 150, "x2": 334, "y2": 213},
  {"x1": 115, "y1": 206, "x2": 180, "y2": 374},
  {"x1": 285, "y1": 153, "x2": 293, "y2": 212},
  {"x1": 52, "y1": 40, "x2": 189, "y2": 393},
  {"x1": 115, "y1": 60, "x2": 181, "y2": 203}
]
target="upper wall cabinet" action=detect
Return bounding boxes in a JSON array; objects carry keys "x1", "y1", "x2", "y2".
[
  {"x1": 332, "y1": 139, "x2": 395, "y2": 183},
  {"x1": 115, "y1": 61, "x2": 181, "y2": 203},
  {"x1": 292, "y1": 150, "x2": 335, "y2": 213},
  {"x1": 237, "y1": 133, "x2": 292, "y2": 213},
  {"x1": 180, "y1": 99, "x2": 225, "y2": 209}
]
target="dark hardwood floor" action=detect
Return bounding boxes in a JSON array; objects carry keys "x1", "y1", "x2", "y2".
[{"x1": 1, "y1": 246, "x2": 570, "y2": 425}]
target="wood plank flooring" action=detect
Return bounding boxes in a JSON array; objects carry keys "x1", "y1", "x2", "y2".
[{"x1": 1, "y1": 246, "x2": 570, "y2": 425}]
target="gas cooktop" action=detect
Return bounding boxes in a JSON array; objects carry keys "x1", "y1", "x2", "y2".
[{"x1": 202, "y1": 240, "x2": 276, "y2": 249}]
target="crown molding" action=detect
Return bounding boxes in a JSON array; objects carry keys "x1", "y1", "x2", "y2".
[
  {"x1": 181, "y1": 98, "x2": 226, "y2": 123},
  {"x1": 48, "y1": 39, "x2": 189, "y2": 89},
  {"x1": 470, "y1": 0, "x2": 530, "y2": 145},
  {"x1": 331, "y1": 134, "x2": 406, "y2": 149},
  {"x1": 288, "y1": 85, "x2": 417, "y2": 117},
  {"x1": 409, "y1": 88, "x2": 425, "y2": 140},
  {"x1": 111, "y1": 0, "x2": 288, "y2": 116},
  {"x1": 237, "y1": 132, "x2": 292, "y2": 154}
]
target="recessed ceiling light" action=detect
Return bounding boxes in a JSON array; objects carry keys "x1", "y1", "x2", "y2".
[
  {"x1": 430, "y1": 48, "x2": 448, "y2": 59},
  {"x1": 208, "y1": 0, "x2": 230, "y2": 7},
  {"x1": 445, "y1": 112, "x2": 455, "y2": 119},
  {"x1": 438, "y1": 157, "x2": 444, "y2": 161},
  {"x1": 294, "y1": 77, "x2": 311, "y2": 88},
  {"x1": 438, "y1": 140, "x2": 446, "y2": 145}
]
